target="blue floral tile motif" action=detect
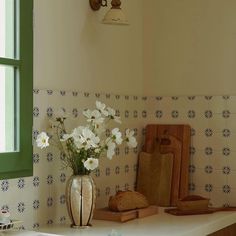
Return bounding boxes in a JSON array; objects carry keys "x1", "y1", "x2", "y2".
[
  {"x1": 222, "y1": 129, "x2": 230, "y2": 137},
  {"x1": 60, "y1": 173, "x2": 66, "y2": 183},
  {"x1": 125, "y1": 95, "x2": 129, "y2": 100},
  {"x1": 33, "y1": 107, "x2": 39, "y2": 117},
  {"x1": 95, "y1": 93, "x2": 100, "y2": 98},
  {"x1": 171, "y1": 110, "x2": 179, "y2": 118},
  {"x1": 223, "y1": 95, "x2": 230, "y2": 100},
  {"x1": 47, "y1": 197, "x2": 53, "y2": 207},
  {"x1": 33, "y1": 89, "x2": 39, "y2": 94},
  {"x1": 105, "y1": 129, "x2": 111, "y2": 137},
  {"x1": 188, "y1": 110, "x2": 196, "y2": 118},
  {"x1": 205, "y1": 165, "x2": 213, "y2": 174},
  {"x1": 17, "y1": 202, "x2": 25, "y2": 213},
  {"x1": 115, "y1": 147, "x2": 120, "y2": 156},
  {"x1": 124, "y1": 146, "x2": 129, "y2": 155},
  {"x1": 33, "y1": 200, "x2": 40, "y2": 210},
  {"x1": 33, "y1": 223, "x2": 39, "y2": 229},
  {"x1": 124, "y1": 183, "x2": 129, "y2": 190},
  {"x1": 60, "y1": 90, "x2": 66, "y2": 96},
  {"x1": 115, "y1": 166, "x2": 120, "y2": 175},
  {"x1": 222, "y1": 185, "x2": 231, "y2": 193},
  {"x1": 1, "y1": 180, "x2": 9, "y2": 192},
  {"x1": 188, "y1": 96, "x2": 195, "y2": 100},
  {"x1": 155, "y1": 110, "x2": 163, "y2": 118},
  {"x1": 72, "y1": 108, "x2": 78, "y2": 118},
  {"x1": 191, "y1": 128, "x2": 196, "y2": 136},
  {"x1": 47, "y1": 152, "x2": 53, "y2": 162},
  {"x1": 47, "y1": 90, "x2": 53, "y2": 95},
  {"x1": 84, "y1": 92, "x2": 90, "y2": 97},
  {"x1": 60, "y1": 216, "x2": 66, "y2": 223},
  {"x1": 115, "y1": 95, "x2": 120, "y2": 100},
  {"x1": 47, "y1": 175, "x2": 53, "y2": 185},
  {"x1": 222, "y1": 110, "x2": 230, "y2": 118},
  {"x1": 33, "y1": 176, "x2": 40, "y2": 187},
  {"x1": 222, "y1": 166, "x2": 230, "y2": 175},
  {"x1": 59, "y1": 195, "x2": 66, "y2": 204},
  {"x1": 72, "y1": 91, "x2": 78, "y2": 96},
  {"x1": 171, "y1": 96, "x2": 178, "y2": 100},
  {"x1": 205, "y1": 96, "x2": 212, "y2": 100},
  {"x1": 133, "y1": 110, "x2": 138, "y2": 118},
  {"x1": 1, "y1": 205, "x2": 9, "y2": 211},
  {"x1": 47, "y1": 219, "x2": 53, "y2": 225},
  {"x1": 204, "y1": 110, "x2": 213, "y2": 118},
  {"x1": 125, "y1": 165, "x2": 129, "y2": 173},
  {"x1": 133, "y1": 96, "x2": 138, "y2": 100},
  {"x1": 125, "y1": 110, "x2": 129, "y2": 118},
  {"x1": 205, "y1": 147, "x2": 213, "y2": 155},
  {"x1": 142, "y1": 110, "x2": 147, "y2": 118},
  {"x1": 155, "y1": 96, "x2": 162, "y2": 100},
  {"x1": 115, "y1": 185, "x2": 120, "y2": 192},
  {"x1": 189, "y1": 146, "x2": 196, "y2": 155},
  {"x1": 17, "y1": 178, "x2": 25, "y2": 189},
  {"x1": 95, "y1": 168, "x2": 100, "y2": 177},
  {"x1": 189, "y1": 183, "x2": 196, "y2": 191},
  {"x1": 33, "y1": 153, "x2": 40, "y2": 164},
  {"x1": 46, "y1": 107, "x2": 53, "y2": 117},
  {"x1": 96, "y1": 188, "x2": 101, "y2": 198},
  {"x1": 32, "y1": 130, "x2": 39, "y2": 141},
  {"x1": 105, "y1": 168, "x2": 110, "y2": 176},
  {"x1": 189, "y1": 165, "x2": 196, "y2": 173},
  {"x1": 205, "y1": 184, "x2": 213, "y2": 192},
  {"x1": 105, "y1": 187, "x2": 110, "y2": 196},
  {"x1": 205, "y1": 128, "x2": 213, "y2": 137},
  {"x1": 222, "y1": 147, "x2": 230, "y2": 156}
]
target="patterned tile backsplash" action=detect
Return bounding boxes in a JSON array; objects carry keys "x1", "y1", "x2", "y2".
[{"x1": 0, "y1": 90, "x2": 236, "y2": 230}]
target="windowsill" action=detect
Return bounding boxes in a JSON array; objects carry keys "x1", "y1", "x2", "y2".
[{"x1": 36, "y1": 208, "x2": 236, "y2": 236}]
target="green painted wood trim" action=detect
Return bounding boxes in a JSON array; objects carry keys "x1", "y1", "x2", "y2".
[
  {"x1": 0, "y1": 0, "x2": 33, "y2": 180},
  {"x1": 0, "y1": 57, "x2": 20, "y2": 66}
]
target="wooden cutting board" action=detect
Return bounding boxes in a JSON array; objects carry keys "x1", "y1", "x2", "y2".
[
  {"x1": 136, "y1": 148, "x2": 173, "y2": 207},
  {"x1": 142, "y1": 124, "x2": 191, "y2": 205},
  {"x1": 93, "y1": 206, "x2": 158, "y2": 222}
]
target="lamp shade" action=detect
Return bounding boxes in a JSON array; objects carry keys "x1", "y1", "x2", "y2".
[{"x1": 102, "y1": 8, "x2": 128, "y2": 25}]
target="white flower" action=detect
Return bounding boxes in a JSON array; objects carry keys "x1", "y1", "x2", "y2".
[
  {"x1": 111, "y1": 128, "x2": 122, "y2": 145},
  {"x1": 83, "y1": 109, "x2": 104, "y2": 124},
  {"x1": 84, "y1": 158, "x2": 99, "y2": 171},
  {"x1": 125, "y1": 129, "x2": 137, "y2": 148},
  {"x1": 96, "y1": 101, "x2": 108, "y2": 116},
  {"x1": 36, "y1": 132, "x2": 49, "y2": 149},
  {"x1": 106, "y1": 140, "x2": 116, "y2": 160},
  {"x1": 107, "y1": 107, "x2": 121, "y2": 124},
  {"x1": 80, "y1": 127, "x2": 100, "y2": 150}
]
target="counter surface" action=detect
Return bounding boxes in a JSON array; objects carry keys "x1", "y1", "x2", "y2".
[{"x1": 37, "y1": 208, "x2": 236, "y2": 236}]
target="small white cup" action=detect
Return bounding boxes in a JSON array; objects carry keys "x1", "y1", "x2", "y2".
[{"x1": 0, "y1": 210, "x2": 10, "y2": 224}]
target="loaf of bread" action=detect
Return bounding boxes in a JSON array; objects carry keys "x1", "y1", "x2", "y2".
[{"x1": 108, "y1": 191, "x2": 149, "y2": 212}]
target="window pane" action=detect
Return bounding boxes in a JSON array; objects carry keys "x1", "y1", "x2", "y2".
[
  {"x1": 0, "y1": 0, "x2": 16, "y2": 59},
  {"x1": 0, "y1": 65, "x2": 18, "y2": 152}
]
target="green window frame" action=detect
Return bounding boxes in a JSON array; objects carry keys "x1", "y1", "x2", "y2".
[{"x1": 0, "y1": 0, "x2": 33, "y2": 179}]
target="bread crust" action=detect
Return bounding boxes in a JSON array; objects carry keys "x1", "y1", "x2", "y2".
[{"x1": 108, "y1": 191, "x2": 149, "y2": 212}]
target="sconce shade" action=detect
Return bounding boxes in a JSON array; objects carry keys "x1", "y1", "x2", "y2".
[{"x1": 102, "y1": 8, "x2": 128, "y2": 25}]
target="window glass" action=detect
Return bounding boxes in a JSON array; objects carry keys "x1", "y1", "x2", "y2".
[
  {"x1": 0, "y1": 0, "x2": 16, "y2": 59},
  {"x1": 0, "y1": 65, "x2": 18, "y2": 153}
]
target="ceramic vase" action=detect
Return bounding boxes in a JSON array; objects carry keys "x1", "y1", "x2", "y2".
[{"x1": 65, "y1": 175, "x2": 96, "y2": 228}]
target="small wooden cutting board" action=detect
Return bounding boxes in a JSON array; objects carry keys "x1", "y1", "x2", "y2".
[{"x1": 93, "y1": 205, "x2": 158, "y2": 222}]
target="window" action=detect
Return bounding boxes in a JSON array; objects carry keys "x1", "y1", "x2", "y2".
[{"x1": 0, "y1": 0, "x2": 33, "y2": 179}]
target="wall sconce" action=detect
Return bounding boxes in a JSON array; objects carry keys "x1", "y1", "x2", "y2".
[{"x1": 89, "y1": 0, "x2": 129, "y2": 25}]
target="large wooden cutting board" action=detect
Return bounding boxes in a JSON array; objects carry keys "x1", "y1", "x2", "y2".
[{"x1": 142, "y1": 124, "x2": 191, "y2": 205}]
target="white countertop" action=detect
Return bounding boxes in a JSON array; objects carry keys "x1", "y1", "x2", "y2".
[{"x1": 37, "y1": 208, "x2": 236, "y2": 236}]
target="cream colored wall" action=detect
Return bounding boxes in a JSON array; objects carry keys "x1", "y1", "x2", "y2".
[
  {"x1": 143, "y1": 0, "x2": 236, "y2": 96},
  {"x1": 34, "y1": 0, "x2": 143, "y2": 95}
]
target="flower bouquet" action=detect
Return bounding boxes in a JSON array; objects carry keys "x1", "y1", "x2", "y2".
[{"x1": 36, "y1": 101, "x2": 137, "y2": 175}]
